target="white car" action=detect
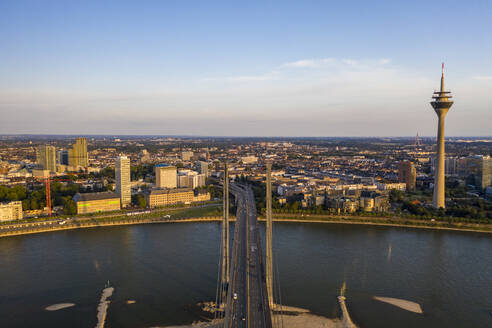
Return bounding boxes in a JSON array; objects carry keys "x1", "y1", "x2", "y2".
[{"x1": 233, "y1": 293, "x2": 238, "y2": 300}]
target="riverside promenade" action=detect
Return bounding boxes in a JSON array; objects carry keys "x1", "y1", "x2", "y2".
[
  {"x1": 0, "y1": 215, "x2": 234, "y2": 238},
  {"x1": 3, "y1": 211, "x2": 491, "y2": 238},
  {"x1": 258, "y1": 213, "x2": 492, "y2": 234}
]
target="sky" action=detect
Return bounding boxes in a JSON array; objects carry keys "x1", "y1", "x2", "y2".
[{"x1": 1, "y1": 0, "x2": 491, "y2": 136}]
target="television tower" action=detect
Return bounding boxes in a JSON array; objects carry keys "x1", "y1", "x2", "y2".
[{"x1": 430, "y1": 63, "x2": 453, "y2": 208}]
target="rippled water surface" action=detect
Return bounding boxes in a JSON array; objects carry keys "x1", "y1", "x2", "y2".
[{"x1": 0, "y1": 222, "x2": 491, "y2": 328}]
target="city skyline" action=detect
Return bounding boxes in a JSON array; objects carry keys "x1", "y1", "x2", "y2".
[{"x1": 1, "y1": 1, "x2": 492, "y2": 136}]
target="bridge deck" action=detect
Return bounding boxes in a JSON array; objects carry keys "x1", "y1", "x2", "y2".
[{"x1": 225, "y1": 184, "x2": 272, "y2": 328}]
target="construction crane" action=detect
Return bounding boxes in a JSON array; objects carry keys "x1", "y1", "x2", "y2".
[{"x1": 33, "y1": 174, "x2": 79, "y2": 217}]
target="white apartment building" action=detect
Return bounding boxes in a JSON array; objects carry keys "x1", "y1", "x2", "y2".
[
  {"x1": 0, "y1": 201, "x2": 23, "y2": 222},
  {"x1": 155, "y1": 164, "x2": 177, "y2": 188},
  {"x1": 116, "y1": 155, "x2": 131, "y2": 206}
]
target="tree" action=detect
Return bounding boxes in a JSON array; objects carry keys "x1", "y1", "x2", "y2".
[
  {"x1": 137, "y1": 194, "x2": 147, "y2": 208},
  {"x1": 132, "y1": 194, "x2": 147, "y2": 208},
  {"x1": 63, "y1": 198, "x2": 77, "y2": 215}
]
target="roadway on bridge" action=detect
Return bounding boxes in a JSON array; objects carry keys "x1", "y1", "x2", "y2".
[{"x1": 226, "y1": 184, "x2": 272, "y2": 328}]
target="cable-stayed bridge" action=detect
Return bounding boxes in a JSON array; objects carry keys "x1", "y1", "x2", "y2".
[{"x1": 214, "y1": 163, "x2": 279, "y2": 328}]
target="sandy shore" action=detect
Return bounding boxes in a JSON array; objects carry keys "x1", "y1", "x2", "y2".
[
  {"x1": 95, "y1": 287, "x2": 114, "y2": 328},
  {"x1": 156, "y1": 304, "x2": 342, "y2": 328},
  {"x1": 45, "y1": 303, "x2": 75, "y2": 311},
  {"x1": 373, "y1": 296, "x2": 423, "y2": 314}
]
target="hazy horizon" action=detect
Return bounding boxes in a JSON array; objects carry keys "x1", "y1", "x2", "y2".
[
  {"x1": 1, "y1": 1, "x2": 491, "y2": 136},
  {"x1": 2, "y1": 133, "x2": 492, "y2": 139}
]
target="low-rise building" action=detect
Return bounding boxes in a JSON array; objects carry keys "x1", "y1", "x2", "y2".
[
  {"x1": 359, "y1": 191, "x2": 389, "y2": 212},
  {"x1": 146, "y1": 188, "x2": 194, "y2": 207},
  {"x1": 377, "y1": 182, "x2": 406, "y2": 191},
  {"x1": 73, "y1": 192, "x2": 121, "y2": 214},
  {"x1": 193, "y1": 190, "x2": 211, "y2": 202},
  {"x1": 0, "y1": 201, "x2": 23, "y2": 222}
]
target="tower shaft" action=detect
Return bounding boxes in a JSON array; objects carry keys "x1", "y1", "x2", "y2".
[
  {"x1": 433, "y1": 112, "x2": 447, "y2": 208},
  {"x1": 221, "y1": 162, "x2": 230, "y2": 292},
  {"x1": 265, "y1": 162, "x2": 274, "y2": 309}
]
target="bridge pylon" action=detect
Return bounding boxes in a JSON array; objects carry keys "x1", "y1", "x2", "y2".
[
  {"x1": 221, "y1": 161, "x2": 230, "y2": 300},
  {"x1": 266, "y1": 161, "x2": 274, "y2": 310}
]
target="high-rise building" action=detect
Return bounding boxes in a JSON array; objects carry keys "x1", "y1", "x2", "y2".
[
  {"x1": 460, "y1": 155, "x2": 492, "y2": 190},
  {"x1": 36, "y1": 145, "x2": 57, "y2": 172},
  {"x1": 57, "y1": 149, "x2": 69, "y2": 165},
  {"x1": 431, "y1": 156, "x2": 458, "y2": 176},
  {"x1": 69, "y1": 137, "x2": 89, "y2": 168},
  {"x1": 430, "y1": 64, "x2": 453, "y2": 208},
  {"x1": 155, "y1": 164, "x2": 177, "y2": 188},
  {"x1": 398, "y1": 160, "x2": 416, "y2": 191},
  {"x1": 197, "y1": 161, "x2": 209, "y2": 177},
  {"x1": 116, "y1": 155, "x2": 131, "y2": 207}
]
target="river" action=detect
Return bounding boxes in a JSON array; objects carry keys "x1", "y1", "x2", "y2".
[{"x1": 0, "y1": 222, "x2": 491, "y2": 328}]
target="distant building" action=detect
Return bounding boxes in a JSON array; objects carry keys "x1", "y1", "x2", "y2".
[
  {"x1": 57, "y1": 149, "x2": 69, "y2": 165},
  {"x1": 193, "y1": 190, "x2": 211, "y2": 202},
  {"x1": 181, "y1": 151, "x2": 194, "y2": 161},
  {"x1": 431, "y1": 156, "x2": 458, "y2": 176},
  {"x1": 146, "y1": 188, "x2": 194, "y2": 207},
  {"x1": 327, "y1": 197, "x2": 359, "y2": 213},
  {"x1": 445, "y1": 157, "x2": 458, "y2": 176},
  {"x1": 377, "y1": 182, "x2": 406, "y2": 191},
  {"x1": 32, "y1": 169, "x2": 51, "y2": 178},
  {"x1": 398, "y1": 161, "x2": 416, "y2": 191},
  {"x1": 0, "y1": 201, "x2": 23, "y2": 222},
  {"x1": 140, "y1": 149, "x2": 151, "y2": 163},
  {"x1": 69, "y1": 137, "x2": 89, "y2": 168},
  {"x1": 459, "y1": 155, "x2": 492, "y2": 189},
  {"x1": 486, "y1": 187, "x2": 492, "y2": 200},
  {"x1": 241, "y1": 156, "x2": 258, "y2": 164},
  {"x1": 73, "y1": 192, "x2": 121, "y2": 214},
  {"x1": 359, "y1": 191, "x2": 389, "y2": 212},
  {"x1": 116, "y1": 155, "x2": 131, "y2": 207},
  {"x1": 177, "y1": 170, "x2": 206, "y2": 189},
  {"x1": 197, "y1": 161, "x2": 209, "y2": 177},
  {"x1": 36, "y1": 145, "x2": 57, "y2": 172},
  {"x1": 155, "y1": 164, "x2": 177, "y2": 188}
]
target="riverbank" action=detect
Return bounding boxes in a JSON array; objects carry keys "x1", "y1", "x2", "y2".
[
  {"x1": 1, "y1": 211, "x2": 491, "y2": 238},
  {"x1": 0, "y1": 216, "x2": 233, "y2": 238},
  {"x1": 0, "y1": 204, "x2": 224, "y2": 238},
  {"x1": 261, "y1": 214, "x2": 492, "y2": 234}
]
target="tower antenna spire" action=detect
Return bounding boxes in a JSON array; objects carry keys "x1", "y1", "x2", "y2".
[{"x1": 440, "y1": 62, "x2": 445, "y2": 93}]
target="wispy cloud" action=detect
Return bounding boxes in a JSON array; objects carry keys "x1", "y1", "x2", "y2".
[
  {"x1": 282, "y1": 57, "x2": 391, "y2": 69},
  {"x1": 282, "y1": 58, "x2": 335, "y2": 68},
  {"x1": 472, "y1": 76, "x2": 492, "y2": 81},
  {"x1": 204, "y1": 73, "x2": 279, "y2": 82},
  {"x1": 206, "y1": 57, "x2": 393, "y2": 82}
]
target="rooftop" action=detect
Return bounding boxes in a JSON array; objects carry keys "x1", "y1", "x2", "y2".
[{"x1": 74, "y1": 192, "x2": 119, "y2": 202}]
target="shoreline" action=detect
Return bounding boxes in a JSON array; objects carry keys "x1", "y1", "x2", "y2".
[
  {"x1": 1, "y1": 214, "x2": 491, "y2": 238},
  {"x1": 264, "y1": 216, "x2": 492, "y2": 234}
]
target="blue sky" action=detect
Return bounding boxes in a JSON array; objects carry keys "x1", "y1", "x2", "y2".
[{"x1": 1, "y1": 0, "x2": 491, "y2": 136}]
